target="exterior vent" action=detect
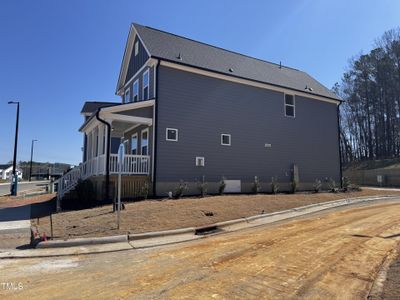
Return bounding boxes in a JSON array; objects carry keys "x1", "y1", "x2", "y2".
[
  {"x1": 228, "y1": 68, "x2": 234, "y2": 72},
  {"x1": 176, "y1": 53, "x2": 182, "y2": 60}
]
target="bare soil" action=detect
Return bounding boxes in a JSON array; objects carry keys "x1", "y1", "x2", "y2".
[
  {"x1": 5, "y1": 201, "x2": 400, "y2": 299},
  {"x1": 32, "y1": 189, "x2": 400, "y2": 239},
  {"x1": 381, "y1": 245, "x2": 400, "y2": 299},
  {"x1": 0, "y1": 193, "x2": 55, "y2": 208}
]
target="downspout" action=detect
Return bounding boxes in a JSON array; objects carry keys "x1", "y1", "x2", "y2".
[
  {"x1": 152, "y1": 60, "x2": 160, "y2": 197},
  {"x1": 96, "y1": 109, "x2": 111, "y2": 202},
  {"x1": 337, "y1": 102, "x2": 343, "y2": 188}
]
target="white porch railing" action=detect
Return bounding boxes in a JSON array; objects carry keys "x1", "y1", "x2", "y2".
[{"x1": 57, "y1": 154, "x2": 150, "y2": 203}]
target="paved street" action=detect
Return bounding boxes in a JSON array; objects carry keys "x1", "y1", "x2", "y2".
[
  {"x1": 0, "y1": 181, "x2": 49, "y2": 196},
  {"x1": 0, "y1": 201, "x2": 399, "y2": 299}
]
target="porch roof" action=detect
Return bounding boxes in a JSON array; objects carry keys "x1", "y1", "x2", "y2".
[{"x1": 79, "y1": 99, "x2": 155, "y2": 133}]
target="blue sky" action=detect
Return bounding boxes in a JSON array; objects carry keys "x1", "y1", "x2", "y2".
[{"x1": 0, "y1": 0, "x2": 399, "y2": 165}]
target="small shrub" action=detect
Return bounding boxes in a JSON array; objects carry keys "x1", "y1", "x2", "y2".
[
  {"x1": 271, "y1": 176, "x2": 279, "y2": 194},
  {"x1": 196, "y1": 176, "x2": 208, "y2": 198},
  {"x1": 139, "y1": 178, "x2": 151, "y2": 200},
  {"x1": 218, "y1": 177, "x2": 226, "y2": 195},
  {"x1": 174, "y1": 180, "x2": 188, "y2": 199},
  {"x1": 313, "y1": 179, "x2": 322, "y2": 193},
  {"x1": 342, "y1": 176, "x2": 350, "y2": 192},
  {"x1": 349, "y1": 183, "x2": 362, "y2": 192},
  {"x1": 328, "y1": 178, "x2": 338, "y2": 193},
  {"x1": 252, "y1": 176, "x2": 261, "y2": 194},
  {"x1": 290, "y1": 178, "x2": 298, "y2": 194},
  {"x1": 62, "y1": 179, "x2": 97, "y2": 210}
]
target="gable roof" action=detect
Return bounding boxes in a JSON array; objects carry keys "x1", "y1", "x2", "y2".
[
  {"x1": 120, "y1": 23, "x2": 340, "y2": 101},
  {"x1": 81, "y1": 101, "x2": 119, "y2": 114},
  {"x1": 0, "y1": 164, "x2": 12, "y2": 170}
]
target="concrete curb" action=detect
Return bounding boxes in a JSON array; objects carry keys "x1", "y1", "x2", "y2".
[
  {"x1": 15, "y1": 194, "x2": 400, "y2": 254},
  {"x1": 36, "y1": 234, "x2": 128, "y2": 249},
  {"x1": 128, "y1": 227, "x2": 195, "y2": 241}
]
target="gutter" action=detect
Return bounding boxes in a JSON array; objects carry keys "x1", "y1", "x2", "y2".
[
  {"x1": 152, "y1": 60, "x2": 160, "y2": 197},
  {"x1": 337, "y1": 102, "x2": 343, "y2": 188},
  {"x1": 95, "y1": 109, "x2": 111, "y2": 202}
]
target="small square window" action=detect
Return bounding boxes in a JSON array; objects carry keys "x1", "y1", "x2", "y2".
[
  {"x1": 221, "y1": 134, "x2": 231, "y2": 146},
  {"x1": 134, "y1": 41, "x2": 139, "y2": 56},
  {"x1": 284, "y1": 94, "x2": 295, "y2": 117},
  {"x1": 166, "y1": 128, "x2": 178, "y2": 141},
  {"x1": 195, "y1": 157, "x2": 205, "y2": 167}
]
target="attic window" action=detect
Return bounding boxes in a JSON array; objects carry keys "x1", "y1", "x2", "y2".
[{"x1": 134, "y1": 41, "x2": 139, "y2": 56}]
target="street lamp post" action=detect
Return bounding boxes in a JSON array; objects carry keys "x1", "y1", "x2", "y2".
[
  {"x1": 8, "y1": 101, "x2": 20, "y2": 196},
  {"x1": 29, "y1": 139, "x2": 38, "y2": 182}
]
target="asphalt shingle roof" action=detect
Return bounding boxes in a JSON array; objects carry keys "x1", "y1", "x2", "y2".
[
  {"x1": 133, "y1": 23, "x2": 340, "y2": 101},
  {"x1": 81, "y1": 101, "x2": 119, "y2": 114}
]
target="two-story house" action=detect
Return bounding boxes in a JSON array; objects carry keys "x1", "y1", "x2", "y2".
[{"x1": 58, "y1": 23, "x2": 342, "y2": 203}]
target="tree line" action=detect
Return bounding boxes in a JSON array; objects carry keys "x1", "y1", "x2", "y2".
[{"x1": 334, "y1": 28, "x2": 400, "y2": 165}]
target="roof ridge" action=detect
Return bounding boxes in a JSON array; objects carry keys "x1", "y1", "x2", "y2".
[{"x1": 133, "y1": 23, "x2": 300, "y2": 72}]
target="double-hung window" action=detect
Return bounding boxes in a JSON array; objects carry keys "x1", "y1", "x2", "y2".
[
  {"x1": 284, "y1": 94, "x2": 295, "y2": 117},
  {"x1": 141, "y1": 129, "x2": 149, "y2": 155},
  {"x1": 143, "y1": 69, "x2": 149, "y2": 100},
  {"x1": 133, "y1": 80, "x2": 139, "y2": 102},
  {"x1": 124, "y1": 88, "x2": 131, "y2": 103},
  {"x1": 131, "y1": 134, "x2": 138, "y2": 155}
]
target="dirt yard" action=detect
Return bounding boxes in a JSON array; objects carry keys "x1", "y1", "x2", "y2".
[
  {"x1": 31, "y1": 188, "x2": 400, "y2": 239},
  {"x1": 0, "y1": 193, "x2": 55, "y2": 209}
]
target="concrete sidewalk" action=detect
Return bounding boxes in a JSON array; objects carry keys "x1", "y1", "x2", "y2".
[{"x1": 0, "y1": 220, "x2": 31, "y2": 249}]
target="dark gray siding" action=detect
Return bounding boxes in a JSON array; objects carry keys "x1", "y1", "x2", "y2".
[
  {"x1": 155, "y1": 65, "x2": 340, "y2": 194},
  {"x1": 123, "y1": 65, "x2": 155, "y2": 103},
  {"x1": 125, "y1": 35, "x2": 149, "y2": 84}
]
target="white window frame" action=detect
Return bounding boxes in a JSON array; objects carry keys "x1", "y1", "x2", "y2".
[
  {"x1": 125, "y1": 87, "x2": 131, "y2": 103},
  {"x1": 221, "y1": 133, "x2": 231, "y2": 146},
  {"x1": 141, "y1": 128, "x2": 149, "y2": 155},
  {"x1": 143, "y1": 69, "x2": 149, "y2": 100},
  {"x1": 133, "y1": 79, "x2": 139, "y2": 102},
  {"x1": 134, "y1": 41, "x2": 139, "y2": 56},
  {"x1": 195, "y1": 156, "x2": 205, "y2": 167},
  {"x1": 284, "y1": 94, "x2": 296, "y2": 118},
  {"x1": 166, "y1": 128, "x2": 178, "y2": 141},
  {"x1": 131, "y1": 133, "x2": 138, "y2": 155}
]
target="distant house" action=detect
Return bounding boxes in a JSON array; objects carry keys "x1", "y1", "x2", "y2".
[
  {"x1": 58, "y1": 23, "x2": 342, "y2": 202},
  {"x1": 0, "y1": 164, "x2": 23, "y2": 181}
]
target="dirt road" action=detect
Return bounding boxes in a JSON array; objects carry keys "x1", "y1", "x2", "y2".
[{"x1": 1, "y1": 201, "x2": 400, "y2": 299}]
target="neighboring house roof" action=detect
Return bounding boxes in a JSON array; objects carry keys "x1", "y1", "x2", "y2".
[
  {"x1": 128, "y1": 23, "x2": 340, "y2": 101},
  {"x1": 81, "y1": 101, "x2": 119, "y2": 114},
  {"x1": 0, "y1": 164, "x2": 12, "y2": 170}
]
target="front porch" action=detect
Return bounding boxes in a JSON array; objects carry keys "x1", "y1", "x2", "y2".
[{"x1": 57, "y1": 100, "x2": 155, "y2": 203}]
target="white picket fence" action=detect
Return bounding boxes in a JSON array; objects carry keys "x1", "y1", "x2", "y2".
[{"x1": 57, "y1": 154, "x2": 150, "y2": 203}]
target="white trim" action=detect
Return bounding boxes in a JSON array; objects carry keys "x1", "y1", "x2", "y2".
[
  {"x1": 284, "y1": 94, "x2": 296, "y2": 118},
  {"x1": 116, "y1": 25, "x2": 151, "y2": 94},
  {"x1": 133, "y1": 79, "x2": 139, "y2": 102},
  {"x1": 153, "y1": 63, "x2": 157, "y2": 98},
  {"x1": 123, "y1": 124, "x2": 140, "y2": 134},
  {"x1": 160, "y1": 61, "x2": 340, "y2": 105},
  {"x1": 101, "y1": 99, "x2": 155, "y2": 114},
  {"x1": 131, "y1": 133, "x2": 138, "y2": 155},
  {"x1": 221, "y1": 133, "x2": 231, "y2": 146},
  {"x1": 166, "y1": 128, "x2": 178, "y2": 141},
  {"x1": 151, "y1": 102, "x2": 156, "y2": 182},
  {"x1": 102, "y1": 113, "x2": 153, "y2": 126},
  {"x1": 195, "y1": 156, "x2": 205, "y2": 167},
  {"x1": 141, "y1": 128, "x2": 149, "y2": 155},
  {"x1": 143, "y1": 69, "x2": 150, "y2": 100}
]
